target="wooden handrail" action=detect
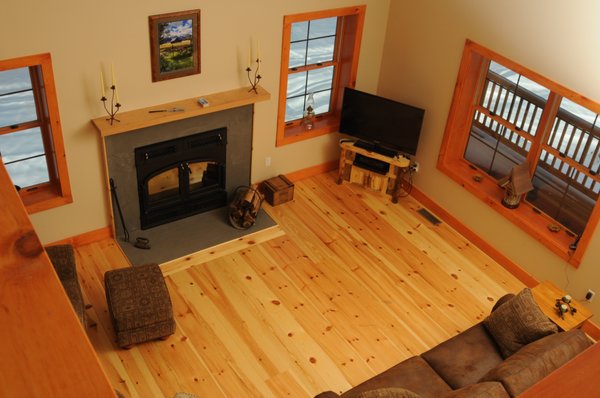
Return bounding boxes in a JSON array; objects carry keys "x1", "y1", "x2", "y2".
[{"x1": 0, "y1": 163, "x2": 116, "y2": 397}]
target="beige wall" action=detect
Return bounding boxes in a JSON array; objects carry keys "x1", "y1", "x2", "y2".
[
  {"x1": 379, "y1": 0, "x2": 600, "y2": 315},
  {"x1": 0, "y1": 1, "x2": 390, "y2": 242}
]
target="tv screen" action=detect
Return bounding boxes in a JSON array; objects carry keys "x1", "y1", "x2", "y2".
[{"x1": 339, "y1": 87, "x2": 425, "y2": 156}]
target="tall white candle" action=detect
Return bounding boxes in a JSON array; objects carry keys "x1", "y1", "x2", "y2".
[
  {"x1": 111, "y1": 63, "x2": 116, "y2": 87},
  {"x1": 249, "y1": 42, "x2": 252, "y2": 66},
  {"x1": 100, "y1": 71, "x2": 106, "y2": 97},
  {"x1": 257, "y1": 40, "x2": 261, "y2": 61}
]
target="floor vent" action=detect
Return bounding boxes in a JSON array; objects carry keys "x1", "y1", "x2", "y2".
[{"x1": 417, "y1": 208, "x2": 441, "y2": 225}]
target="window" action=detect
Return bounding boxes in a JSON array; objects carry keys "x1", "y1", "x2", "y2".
[
  {"x1": 0, "y1": 53, "x2": 72, "y2": 213},
  {"x1": 276, "y1": 6, "x2": 365, "y2": 146},
  {"x1": 438, "y1": 40, "x2": 600, "y2": 267}
]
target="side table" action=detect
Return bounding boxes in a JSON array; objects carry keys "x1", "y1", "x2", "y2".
[{"x1": 531, "y1": 280, "x2": 593, "y2": 331}]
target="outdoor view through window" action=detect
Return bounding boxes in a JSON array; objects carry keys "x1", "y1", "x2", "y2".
[
  {"x1": 465, "y1": 60, "x2": 600, "y2": 236},
  {"x1": 0, "y1": 66, "x2": 50, "y2": 189},
  {"x1": 285, "y1": 16, "x2": 337, "y2": 123}
]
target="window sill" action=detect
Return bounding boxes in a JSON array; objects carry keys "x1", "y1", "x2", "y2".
[
  {"x1": 437, "y1": 159, "x2": 582, "y2": 267},
  {"x1": 20, "y1": 183, "x2": 73, "y2": 214},
  {"x1": 276, "y1": 115, "x2": 340, "y2": 147}
]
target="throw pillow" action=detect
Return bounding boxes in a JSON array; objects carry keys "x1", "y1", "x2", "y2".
[
  {"x1": 483, "y1": 288, "x2": 557, "y2": 358},
  {"x1": 356, "y1": 388, "x2": 422, "y2": 398}
]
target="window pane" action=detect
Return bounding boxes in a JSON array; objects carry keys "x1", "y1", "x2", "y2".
[
  {"x1": 464, "y1": 131, "x2": 498, "y2": 172},
  {"x1": 290, "y1": 17, "x2": 337, "y2": 68},
  {"x1": 289, "y1": 41, "x2": 307, "y2": 68},
  {"x1": 307, "y1": 36, "x2": 335, "y2": 64},
  {"x1": 313, "y1": 90, "x2": 331, "y2": 115},
  {"x1": 484, "y1": 62, "x2": 548, "y2": 137},
  {"x1": 287, "y1": 71, "x2": 306, "y2": 98},
  {"x1": 466, "y1": 110, "x2": 529, "y2": 178},
  {"x1": 291, "y1": 21, "x2": 308, "y2": 42},
  {"x1": 0, "y1": 127, "x2": 45, "y2": 163},
  {"x1": 309, "y1": 17, "x2": 337, "y2": 38},
  {"x1": 4, "y1": 155, "x2": 49, "y2": 188},
  {"x1": 0, "y1": 67, "x2": 31, "y2": 95},
  {"x1": 489, "y1": 61, "x2": 550, "y2": 101},
  {"x1": 307, "y1": 66, "x2": 334, "y2": 93},
  {"x1": 0, "y1": 127, "x2": 49, "y2": 187},
  {"x1": 527, "y1": 162, "x2": 597, "y2": 235},
  {"x1": 285, "y1": 96, "x2": 305, "y2": 122},
  {"x1": 489, "y1": 141, "x2": 526, "y2": 179},
  {"x1": 548, "y1": 97, "x2": 600, "y2": 168},
  {"x1": 0, "y1": 67, "x2": 37, "y2": 128}
]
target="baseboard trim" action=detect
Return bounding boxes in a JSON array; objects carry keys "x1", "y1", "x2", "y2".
[
  {"x1": 409, "y1": 185, "x2": 539, "y2": 288},
  {"x1": 48, "y1": 226, "x2": 113, "y2": 247},
  {"x1": 284, "y1": 160, "x2": 338, "y2": 182}
]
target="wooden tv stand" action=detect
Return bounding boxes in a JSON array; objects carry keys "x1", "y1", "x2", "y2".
[{"x1": 337, "y1": 141, "x2": 410, "y2": 203}]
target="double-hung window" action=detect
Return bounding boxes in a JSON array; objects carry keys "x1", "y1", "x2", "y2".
[
  {"x1": 438, "y1": 40, "x2": 600, "y2": 267},
  {"x1": 276, "y1": 6, "x2": 365, "y2": 146},
  {"x1": 0, "y1": 53, "x2": 72, "y2": 213}
]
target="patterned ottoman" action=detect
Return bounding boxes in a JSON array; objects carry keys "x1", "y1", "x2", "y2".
[{"x1": 104, "y1": 263, "x2": 175, "y2": 348}]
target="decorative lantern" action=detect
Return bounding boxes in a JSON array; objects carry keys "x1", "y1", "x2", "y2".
[
  {"x1": 302, "y1": 93, "x2": 316, "y2": 130},
  {"x1": 499, "y1": 162, "x2": 534, "y2": 209}
]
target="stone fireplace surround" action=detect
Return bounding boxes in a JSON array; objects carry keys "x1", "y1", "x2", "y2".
[
  {"x1": 105, "y1": 106, "x2": 252, "y2": 236},
  {"x1": 94, "y1": 86, "x2": 274, "y2": 265}
]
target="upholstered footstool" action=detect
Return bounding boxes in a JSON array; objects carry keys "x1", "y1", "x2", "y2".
[{"x1": 104, "y1": 263, "x2": 176, "y2": 348}]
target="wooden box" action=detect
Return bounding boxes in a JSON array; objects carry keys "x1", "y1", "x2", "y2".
[{"x1": 262, "y1": 174, "x2": 294, "y2": 206}]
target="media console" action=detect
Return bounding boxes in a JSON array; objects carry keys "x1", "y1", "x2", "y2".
[{"x1": 337, "y1": 141, "x2": 410, "y2": 203}]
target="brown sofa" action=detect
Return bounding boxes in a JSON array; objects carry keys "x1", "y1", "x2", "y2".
[{"x1": 315, "y1": 289, "x2": 594, "y2": 398}]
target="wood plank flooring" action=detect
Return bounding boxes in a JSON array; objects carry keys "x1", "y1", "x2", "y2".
[{"x1": 76, "y1": 172, "x2": 524, "y2": 398}]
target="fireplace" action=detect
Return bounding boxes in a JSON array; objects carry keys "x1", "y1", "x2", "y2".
[
  {"x1": 135, "y1": 127, "x2": 227, "y2": 229},
  {"x1": 104, "y1": 105, "x2": 253, "y2": 239}
]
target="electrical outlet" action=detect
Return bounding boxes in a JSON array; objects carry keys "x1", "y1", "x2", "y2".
[
  {"x1": 265, "y1": 156, "x2": 271, "y2": 167},
  {"x1": 409, "y1": 161, "x2": 420, "y2": 173},
  {"x1": 586, "y1": 289, "x2": 595, "y2": 302}
]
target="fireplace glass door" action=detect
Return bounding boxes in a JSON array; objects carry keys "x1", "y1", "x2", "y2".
[{"x1": 136, "y1": 128, "x2": 227, "y2": 229}]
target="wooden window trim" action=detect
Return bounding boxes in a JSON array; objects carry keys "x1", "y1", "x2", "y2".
[
  {"x1": 275, "y1": 5, "x2": 365, "y2": 147},
  {"x1": 0, "y1": 53, "x2": 72, "y2": 213},
  {"x1": 438, "y1": 40, "x2": 600, "y2": 267}
]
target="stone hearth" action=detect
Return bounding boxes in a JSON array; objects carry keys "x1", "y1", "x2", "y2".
[{"x1": 93, "y1": 87, "x2": 272, "y2": 265}]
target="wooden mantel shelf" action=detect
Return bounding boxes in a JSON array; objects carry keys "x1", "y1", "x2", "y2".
[{"x1": 92, "y1": 85, "x2": 270, "y2": 137}]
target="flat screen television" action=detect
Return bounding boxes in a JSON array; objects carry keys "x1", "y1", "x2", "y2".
[{"x1": 339, "y1": 87, "x2": 425, "y2": 157}]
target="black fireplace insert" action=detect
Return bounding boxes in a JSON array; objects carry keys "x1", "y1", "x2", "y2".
[{"x1": 135, "y1": 127, "x2": 227, "y2": 229}]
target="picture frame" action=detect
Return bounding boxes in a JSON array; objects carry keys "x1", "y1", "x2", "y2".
[{"x1": 149, "y1": 9, "x2": 201, "y2": 82}]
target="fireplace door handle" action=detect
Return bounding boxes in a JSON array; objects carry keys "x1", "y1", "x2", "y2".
[{"x1": 180, "y1": 162, "x2": 191, "y2": 174}]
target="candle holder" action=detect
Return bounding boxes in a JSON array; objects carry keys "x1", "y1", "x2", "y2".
[
  {"x1": 101, "y1": 85, "x2": 121, "y2": 125},
  {"x1": 246, "y1": 58, "x2": 262, "y2": 94}
]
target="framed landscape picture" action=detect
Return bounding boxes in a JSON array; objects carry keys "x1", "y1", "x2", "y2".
[{"x1": 149, "y1": 9, "x2": 201, "y2": 82}]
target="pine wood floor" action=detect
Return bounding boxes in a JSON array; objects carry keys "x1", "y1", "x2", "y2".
[{"x1": 75, "y1": 172, "x2": 524, "y2": 398}]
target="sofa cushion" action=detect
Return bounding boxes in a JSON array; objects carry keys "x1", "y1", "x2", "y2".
[
  {"x1": 483, "y1": 288, "x2": 557, "y2": 358},
  {"x1": 480, "y1": 329, "x2": 592, "y2": 397},
  {"x1": 342, "y1": 356, "x2": 452, "y2": 398},
  {"x1": 315, "y1": 392, "x2": 341, "y2": 398},
  {"x1": 421, "y1": 323, "x2": 503, "y2": 389},
  {"x1": 356, "y1": 388, "x2": 421, "y2": 398},
  {"x1": 443, "y1": 382, "x2": 509, "y2": 398}
]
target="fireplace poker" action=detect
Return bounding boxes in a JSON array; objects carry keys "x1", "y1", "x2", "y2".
[
  {"x1": 109, "y1": 179, "x2": 152, "y2": 250},
  {"x1": 109, "y1": 178, "x2": 130, "y2": 243}
]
